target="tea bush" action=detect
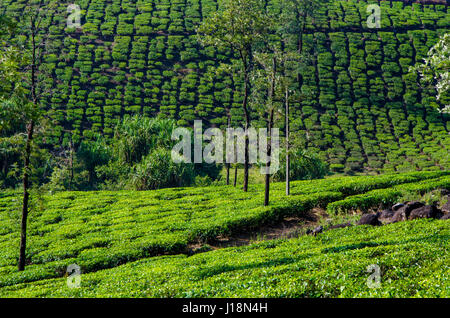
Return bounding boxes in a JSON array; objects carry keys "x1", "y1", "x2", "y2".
[
  {"x1": 0, "y1": 219, "x2": 447, "y2": 298},
  {"x1": 0, "y1": 0, "x2": 448, "y2": 175},
  {"x1": 0, "y1": 171, "x2": 447, "y2": 288}
]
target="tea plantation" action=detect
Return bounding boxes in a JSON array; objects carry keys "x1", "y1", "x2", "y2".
[
  {"x1": 0, "y1": 171, "x2": 449, "y2": 297},
  {"x1": 1, "y1": 219, "x2": 448, "y2": 298},
  {"x1": 1, "y1": 0, "x2": 449, "y2": 173}
]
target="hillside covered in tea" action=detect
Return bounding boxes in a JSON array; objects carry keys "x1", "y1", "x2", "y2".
[
  {"x1": 0, "y1": 171, "x2": 448, "y2": 297},
  {"x1": 0, "y1": 0, "x2": 449, "y2": 174}
]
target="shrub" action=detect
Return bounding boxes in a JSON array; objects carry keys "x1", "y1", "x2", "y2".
[
  {"x1": 129, "y1": 148, "x2": 195, "y2": 190},
  {"x1": 273, "y1": 149, "x2": 329, "y2": 182}
]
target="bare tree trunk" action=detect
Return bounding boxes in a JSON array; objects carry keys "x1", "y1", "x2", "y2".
[
  {"x1": 237, "y1": 47, "x2": 253, "y2": 193},
  {"x1": 285, "y1": 87, "x2": 290, "y2": 196},
  {"x1": 226, "y1": 115, "x2": 230, "y2": 185},
  {"x1": 18, "y1": 17, "x2": 38, "y2": 272},
  {"x1": 242, "y1": 73, "x2": 250, "y2": 192},
  {"x1": 2, "y1": 157, "x2": 7, "y2": 176},
  {"x1": 264, "y1": 57, "x2": 276, "y2": 207},
  {"x1": 18, "y1": 120, "x2": 34, "y2": 272},
  {"x1": 233, "y1": 164, "x2": 238, "y2": 187},
  {"x1": 264, "y1": 112, "x2": 274, "y2": 206},
  {"x1": 69, "y1": 138, "x2": 74, "y2": 191}
]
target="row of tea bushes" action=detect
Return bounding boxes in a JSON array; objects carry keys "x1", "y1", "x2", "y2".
[
  {"x1": 326, "y1": 175, "x2": 450, "y2": 214},
  {"x1": 1, "y1": 0, "x2": 448, "y2": 173},
  {"x1": 0, "y1": 171, "x2": 447, "y2": 286},
  {"x1": 0, "y1": 218, "x2": 447, "y2": 297}
]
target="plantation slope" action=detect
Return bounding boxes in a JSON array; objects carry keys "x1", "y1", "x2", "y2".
[
  {"x1": 0, "y1": 171, "x2": 448, "y2": 288},
  {"x1": 1, "y1": 0, "x2": 449, "y2": 173},
  {"x1": 0, "y1": 219, "x2": 448, "y2": 298}
]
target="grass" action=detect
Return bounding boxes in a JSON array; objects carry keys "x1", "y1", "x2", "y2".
[{"x1": 0, "y1": 171, "x2": 448, "y2": 297}]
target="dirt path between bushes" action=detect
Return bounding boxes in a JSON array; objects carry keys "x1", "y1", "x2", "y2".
[
  {"x1": 188, "y1": 208, "x2": 330, "y2": 253},
  {"x1": 187, "y1": 192, "x2": 450, "y2": 254}
]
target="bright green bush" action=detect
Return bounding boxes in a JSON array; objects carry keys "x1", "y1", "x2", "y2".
[
  {"x1": 273, "y1": 149, "x2": 329, "y2": 182},
  {"x1": 0, "y1": 219, "x2": 447, "y2": 298},
  {"x1": 0, "y1": 171, "x2": 448, "y2": 290},
  {"x1": 130, "y1": 148, "x2": 195, "y2": 190},
  {"x1": 1, "y1": 0, "x2": 449, "y2": 181}
]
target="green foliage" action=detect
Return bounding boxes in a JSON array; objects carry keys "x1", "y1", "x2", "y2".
[
  {"x1": 0, "y1": 218, "x2": 448, "y2": 297},
  {"x1": 0, "y1": 0, "x2": 449, "y2": 182},
  {"x1": 89, "y1": 116, "x2": 221, "y2": 191},
  {"x1": 130, "y1": 148, "x2": 195, "y2": 190},
  {"x1": 113, "y1": 116, "x2": 176, "y2": 165},
  {"x1": 0, "y1": 170, "x2": 447, "y2": 291},
  {"x1": 327, "y1": 175, "x2": 450, "y2": 215},
  {"x1": 47, "y1": 137, "x2": 110, "y2": 191},
  {"x1": 274, "y1": 149, "x2": 329, "y2": 182}
]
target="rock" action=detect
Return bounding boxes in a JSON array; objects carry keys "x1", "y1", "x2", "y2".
[
  {"x1": 439, "y1": 189, "x2": 450, "y2": 196},
  {"x1": 307, "y1": 225, "x2": 324, "y2": 236},
  {"x1": 328, "y1": 222, "x2": 352, "y2": 230},
  {"x1": 392, "y1": 203, "x2": 405, "y2": 211},
  {"x1": 391, "y1": 209, "x2": 406, "y2": 223},
  {"x1": 409, "y1": 205, "x2": 442, "y2": 220},
  {"x1": 357, "y1": 213, "x2": 381, "y2": 226},
  {"x1": 380, "y1": 209, "x2": 394, "y2": 219},
  {"x1": 379, "y1": 209, "x2": 395, "y2": 224},
  {"x1": 441, "y1": 198, "x2": 450, "y2": 214},
  {"x1": 405, "y1": 201, "x2": 425, "y2": 214},
  {"x1": 391, "y1": 201, "x2": 425, "y2": 223},
  {"x1": 440, "y1": 213, "x2": 450, "y2": 220}
]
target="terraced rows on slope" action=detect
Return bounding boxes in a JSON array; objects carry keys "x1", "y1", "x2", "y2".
[
  {"x1": 1, "y1": 218, "x2": 449, "y2": 297},
  {"x1": 1, "y1": 0, "x2": 449, "y2": 173},
  {"x1": 0, "y1": 171, "x2": 448, "y2": 288}
]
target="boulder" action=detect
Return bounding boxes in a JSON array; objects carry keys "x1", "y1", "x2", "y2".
[
  {"x1": 409, "y1": 205, "x2": 442, "y2": 220},
  {"x1": 380, "y1": 209, "x2": 394, "y2": 219},
  {"x1": 440, "y1": 213, "x2": 450, "y2": 220},
  {"x1": 405, "y1": 201, "x2": 425, "y2": 214},
  {"x1": 391, "y1": 209, "x2": 406, "y2": 223},
  {"x1": 391, "y1": 201, "x2": 425, "y2": 223},
  {"x1": 392, "y1": 203, "x2": 405, "y2": 211},
  {"x1": 357, "y1": 213, "x2": 381, "y2": 226},
  {"x1": 441, "y1": 198, "x2": 450, "y2": 214}
]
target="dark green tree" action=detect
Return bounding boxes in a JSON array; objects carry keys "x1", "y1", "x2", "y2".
[
  {"x1": 0, "y1": 2, "x2": 58, "y2": 271},
  {"x1": 197, "y1": 0, "x2": 271, "y2": 192}
]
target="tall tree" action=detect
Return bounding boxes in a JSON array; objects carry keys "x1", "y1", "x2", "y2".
[
  {"x1": 277, "y1": 0, "x2": 323, "y2": 195},
  {"x1": 198, "y1": 0, "x2": 270, "y2": 192},
  {"x1": 252, "y1": 47, "x2": 299, "y2": 206},
  {"x1": 252, "y1": 52, "x2": 279, "y2": 206},
  {"x1": 0, "y1": 1, "x2": 57, "y2": 271}
]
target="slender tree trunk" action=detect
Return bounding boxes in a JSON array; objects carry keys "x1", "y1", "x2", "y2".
[
  {"x1": 2, "y1": 157, "x2": 7, "y2": 176},
  {"x1": 264, "y1": 112, "x2": 274, "y2": 206},
  {"x1": 285, "y1": 87, "x2": 290, "y2": 196},
  {"x1": 18, "y1": 120, "x2": 34, "y2": 272},
  {"x1": 242, "y1": 72, "x2": 250, "y2": 192},
  {"x1": 18, "y1": 18, "x2": 38, "y2": 272},
  {"x1": 69, "y1": 139, "x2": 74, "y2": 191},
  {"x1": 264, "y1": 57, "x2": 276, "y2": 207},
  {"x1": 226, "y1": 115, "x2": 230, "y2": 185}
]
